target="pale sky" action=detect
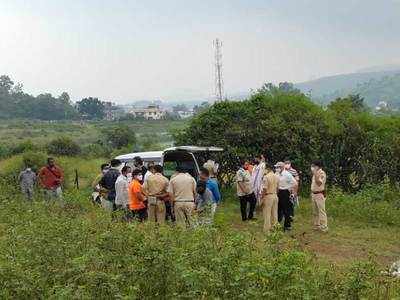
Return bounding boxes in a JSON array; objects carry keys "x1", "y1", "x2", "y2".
[{"x1": 1, "y1": 0, "x2": 399, "y2": 103}]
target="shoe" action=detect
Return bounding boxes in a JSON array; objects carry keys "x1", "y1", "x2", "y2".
[{"x1": 248, "y1": 217, "x2": 257, "y2": 221}]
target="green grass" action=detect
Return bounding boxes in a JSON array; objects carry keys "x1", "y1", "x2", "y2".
[
  {"x1": 0, "y1": 119, "x2": 187, "y2": 148},
  {"x1": 0, "y1": 182, "x2": 399, "y2": 298},
  {"x1": 215, "y1": 191, "x2": 400, "y2": 267}
]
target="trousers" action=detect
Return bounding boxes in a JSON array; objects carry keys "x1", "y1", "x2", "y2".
[
  {"x1": 21, "y1": 185, "x2": 34, "y2": 201},
  {"x1": 311, "y1": 193, "x2": 328, "y2": 230},
  {"x1": 278, "y1": 189, "x2": 292, "y2": 230},
  {"x1": 148, "y1": 200, "x2": 166, "y2": 224},
  {"x1": 262, "y1": 194, "x2": 278, "y2": 232},
  {"x1": 239, "y1": 193, "x2": 256, "y2": 221},
  {"x1": 174, "y1": 201, "x2": 195, "y2": 227}
]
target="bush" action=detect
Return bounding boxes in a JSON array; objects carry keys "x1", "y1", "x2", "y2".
[
  {"x1": 102, "y1": 125, "x2": 136, "y2": 149},
  {"x1": 328, "y1": 183, "x2": 400, "y2": 226},
  {"x1": 175, "y1": 88, "x2": 400, "y2": 191},
  {"x1": 0, "y1": 193, "x2": 398, "y2": 299},
  {"x1": 47, "y1": 137, "x2": 81, "y2": 156},
  {"x1": 81, "y1": 143, "x2": 111, "y2": 158}
]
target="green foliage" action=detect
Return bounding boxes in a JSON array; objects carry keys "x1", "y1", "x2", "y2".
[
  {"x1": 328, "y1": 183, "x2": 400, "y2": 226},
  {"x1": 101, "y1": 125, "x2": 136, "y2": 149},
  {"x1": 175, "y1": 89, "x2": 336, "y2": 185},
  {"x1": 176, "y1": 87, "x2": 400, "y2": 190},
  {"x1": 0, "y1": 75, "x2": 79, "y2": 120},
  {"x1": 76, "y1": 97, "x2": 106, "y2": 119},
  {"x1": 0, "y1": 190, "x2": 398, "y2": 299},
  {"x1": 47, "y1": 137, "x2": 82, "y2": 156}
]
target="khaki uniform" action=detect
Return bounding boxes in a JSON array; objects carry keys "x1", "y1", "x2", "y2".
[
  {"x1": 311, "y1": 169, "x2": 328, "y2": 231},
  {"x1": 143, "y1": 173, "x2": 169, "y2": 224},
  {"x1": 261, "y1": 171, "x2": 279, "y2": 232},
  {"x1": 168, "y1": 173, "x2": 196, "y2": 227}
]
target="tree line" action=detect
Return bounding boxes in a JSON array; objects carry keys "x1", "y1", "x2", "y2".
[
  {"x1": 0, "y1": 75, "x2": 114, "y2": 120},
  {"x1": 175, "y1": 83, "x2": 400, "y2": 191}
]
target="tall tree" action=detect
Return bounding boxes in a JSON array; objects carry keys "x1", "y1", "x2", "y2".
[{"x1": 76, "y1": 97, "x2": 105, "y2": 119}]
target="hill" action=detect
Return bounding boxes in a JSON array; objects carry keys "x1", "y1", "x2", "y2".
[{"x1": 295, "y1": 67, "x2": 400, "y2": 108}]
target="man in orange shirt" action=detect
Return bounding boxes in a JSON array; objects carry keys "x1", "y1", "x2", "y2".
[
  {"x1": 38, "y1": 157, "x2": 64, "y2": 200},
  {"x1": 128, "y1": 169, "x2": 147, "y2": 222}
]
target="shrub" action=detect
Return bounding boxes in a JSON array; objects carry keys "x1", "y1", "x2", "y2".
[
  {"x1": 328, "y1": 183, "x2": 400, "y2": 226},
  {"x1": 0, "y1": 193, "x2": 398, "y2": 299},
  {"x1": 47, "y1": 137, "x2": 81, "y2": 156},
  {"x1": 81, "y1": 143, "x2": 111, "y2": 158},
  {"x1": 102, "y1": 125, "x2": 136, "y2": 149}
]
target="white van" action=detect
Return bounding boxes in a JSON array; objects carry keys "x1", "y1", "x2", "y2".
[{"x1": 115, "y1": 146, "x2": 223, "y2": 179}]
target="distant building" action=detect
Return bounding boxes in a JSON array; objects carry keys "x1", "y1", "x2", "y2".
[
  {"x1": 129, "y1": 105, "x2": 166, "y2": 120},
  {"x1": 177, "y1": 110, "x2": 194, "y2": 119},
  {"x1": 375, "y1": 101, "x2": 388, "y2": 111}
]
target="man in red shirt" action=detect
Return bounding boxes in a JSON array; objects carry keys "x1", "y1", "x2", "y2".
[{"x1": 38, "y1": 157, "x2": 64, "y2": 200}]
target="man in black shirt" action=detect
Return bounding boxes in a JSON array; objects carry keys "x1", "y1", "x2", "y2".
[
  {"x1": 133, "y1": 156, "x2": 147, "y2": 184},
  {"x1": 99, "y1": 159, "x2": 121, "y2": 211}
]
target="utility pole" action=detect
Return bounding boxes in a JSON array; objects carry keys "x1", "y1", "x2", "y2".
[{"x1": 213, "y1": 38, "x2": 224, "y2": 102}]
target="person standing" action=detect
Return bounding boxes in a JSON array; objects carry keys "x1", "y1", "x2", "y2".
[
  {"x1": 203, "y1": 159, "x2": 219, "y2": 181},
  {"x1": 18, "y1": 166, "x2": 37, "y2": 201},
  {"x1": 236, "y1": 160, "x2": 257, "y2": 221},
  {"x1": 133, "y1": 156, "x2": 147, "y2": 184},
  {"x1": 115, "y1": 166, "x2": 131, "y2": 213},
  {"x1": 284, "y1": 160, "x2": 300, "y2": 210},
  {"x1": 99, "y1": 159, "x2": 121, "y2": 211},
  {"x1": 311, "y1": 160, "x2": 328, "y2": 232},
  {"x1": 168, "y1": 166, "x2": 197, "y2": 228},
  {"x1": 38, "y1": 157, "x2": 64, "y2": 200},
  {"x1": 199, "y1": 167, "x2": 221, "y2": 221},
  {"x1": 252, "y1": 154, "x2": 266, "y2": 206},
  {"x1": 143, "y1": 165, "x2": 169, "y2": 224},
  {"x1": 128, "y1": 169, "x2": 147, "y2": 222},
  {"x1": 92, "y1": 163, "x2": 109, "y2": 205},
  {"x1": 260, "y1": 164, "x2": 279, "y2": 232},
  {"x1": 195, "y1": 180, "x2": 214, "y2": 225},
  {"x1": 275, "y1": 161, "x2": 297, "y2": 231}
]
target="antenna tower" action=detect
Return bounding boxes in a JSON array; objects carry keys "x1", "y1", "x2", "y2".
[{"x1": 213, "y1": 38, "x2": 224, "y2": 101}]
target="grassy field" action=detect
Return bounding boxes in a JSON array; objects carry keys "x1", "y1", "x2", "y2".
[
  {"x1": 0, "y1": 119, "x2": 187, "y2": 148},
  {"x1": 0, "y1": 172, "x2": 399, "y2": 298},
  {"x1": 217, "y1": 192, "x2": 400, "y2": 268}
]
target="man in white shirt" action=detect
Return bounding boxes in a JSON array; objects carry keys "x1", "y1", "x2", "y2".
[
  {"x1": 251, "y1": 154, "x2": 266, "y2": 206},
  {"x1": 275, "y1": 161, "x2": 297, "y2": 231},
  {"x1": 115, "y1": 166, "x2": 131, "y2": 214}
]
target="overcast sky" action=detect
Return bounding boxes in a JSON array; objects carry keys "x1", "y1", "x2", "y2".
[{"x1": 1, "y1": 0, "x2": 399, "y2": 103}]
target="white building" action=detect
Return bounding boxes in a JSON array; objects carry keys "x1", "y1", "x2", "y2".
[
  {"x1": 129, "y1": 105, "x2": 166, "y2": 120},
  {"x1": 177, "y1": 110, "x2": 194, "y2": 119}
]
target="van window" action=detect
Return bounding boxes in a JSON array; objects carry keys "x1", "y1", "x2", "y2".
[{"x1": 163, "y1": 161, "x2": 177, "y2": 178}]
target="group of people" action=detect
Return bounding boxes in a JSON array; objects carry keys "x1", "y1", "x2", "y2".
[
  {"x1": 18, "y1": 157, "x2": 64, "y2": 201},
  {"x1": 17, "y1": 154, "x2": 327, "y2": 233},
  {"x1": 92, "y1": 156, "x2": 221, "y2": 227},
  {"x1": 236, "y1": 155, "x2": 328, "y2": 232}
]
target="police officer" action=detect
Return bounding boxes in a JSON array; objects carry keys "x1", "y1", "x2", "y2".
[
  {"x1": 168, "y1": 166, "x2": 197, "y2": 228},
  {"x1": 311, "y1": 160, "x2": 328, "y2": 232},
  {"x1": 261, "y1": 163, "x2": 279, "y2": 232},
  {"x1": 143, "y1": 165, "x2": 169, "y2": 224}
]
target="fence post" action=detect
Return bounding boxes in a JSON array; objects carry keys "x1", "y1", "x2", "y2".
[{"x1": 74, "y1": 169, "x2": 79, "y2": 190}]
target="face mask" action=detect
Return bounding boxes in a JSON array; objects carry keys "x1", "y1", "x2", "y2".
[
  {"x1": 26, "y1": 168, "x2": 32, "y2": 172},
  {"x1": 275, "y1": 168, "x2": 281, "y2": 173}
]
